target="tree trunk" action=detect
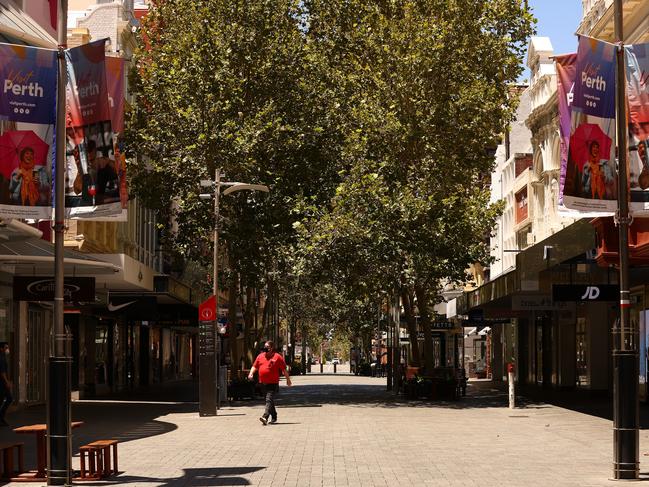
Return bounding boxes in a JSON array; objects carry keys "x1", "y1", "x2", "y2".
[
  {"x1": 415, "y1": 282, "x2": 434, "y2": 375},
  {"x1": 401, "y1": 287, "x2": 420, "y2": 367},
  {"x1": 228, "y1": 275, "x2": 239, "y2": 377},
  {"x1": 289, "y1": 320, "x2": 297, "y2": 366},
  {"x1": 301, "y1": 323, "x2": 307, "y2": 374},
  {"x1": 240, "y1": 284, "x2": 256, "y2": 367}
]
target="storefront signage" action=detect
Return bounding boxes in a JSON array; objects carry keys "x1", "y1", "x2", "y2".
[
  {"x1": 512, "y1": 294, "x2": 572, "y2": 311},
  {"x1": 14, "y1": 276, "x2": 95, "y2": 302},
  {"x1": 552, "y1": 284, "x2": 619, "y2": 302},
  {"x1": 431, "y1": 321, "x2": 455, "y2": 330}
]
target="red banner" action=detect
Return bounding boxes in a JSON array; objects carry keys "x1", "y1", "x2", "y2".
[{"x1": 105, "y1": 56, "x2": 124, "y2": 134}]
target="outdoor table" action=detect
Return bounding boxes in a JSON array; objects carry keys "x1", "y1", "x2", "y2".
[{"x1": 12, "y1": 421, "x2": 83, "y2": 480}]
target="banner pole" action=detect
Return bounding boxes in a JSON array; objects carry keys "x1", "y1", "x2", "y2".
[
  {"x1": 47, "y1": 0, "x2": 71, "y2": 485},
  {"x1": 612, "y1": 0, "x2": 639, "y2": 480}
]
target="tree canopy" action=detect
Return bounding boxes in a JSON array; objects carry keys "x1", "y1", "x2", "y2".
[{"x1": 127, "y1": 0, "x2": 534, "y2": 367}]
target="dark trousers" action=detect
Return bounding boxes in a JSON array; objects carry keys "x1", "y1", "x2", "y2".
[
  {"x1": 0, "y1": 387, "x2": 12, "y2": 420},
  {"x1": 261, "y1": 383, "x2": 278, "y2": 419}
]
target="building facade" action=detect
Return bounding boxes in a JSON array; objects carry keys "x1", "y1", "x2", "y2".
[{"x1": 0, "y1": 0, "x2": 201, "y2": 407}]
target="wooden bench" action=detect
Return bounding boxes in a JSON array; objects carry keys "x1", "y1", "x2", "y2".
[
  {"x1": 79, "y1": 440, "x2": 118, "y2": 479},
  {"x1": 0, "y1": 442, "x2": 23, "y2": 479}
]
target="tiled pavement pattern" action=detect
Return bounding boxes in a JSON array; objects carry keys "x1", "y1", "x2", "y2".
[{"x1": 1, "y1": 375, "x2": 649, "y2": 486}]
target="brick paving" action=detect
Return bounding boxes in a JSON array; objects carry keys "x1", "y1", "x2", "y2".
[{"x1": 0, "y1": 375, "x2": 648, "y2": 486}]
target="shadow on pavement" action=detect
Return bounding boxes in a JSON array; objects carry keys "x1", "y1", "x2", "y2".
[
  {"x1": 0, "y1": 380, "x2": 202, "y2": 477},
  {"x1": 71, "y1": 466, "x2": 265, "y2": 486},
  {"x1": 233, "y1": 379, "x2": 548, "y2": 411}
]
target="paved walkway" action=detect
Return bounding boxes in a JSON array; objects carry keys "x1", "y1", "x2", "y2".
[{"x1": 1, "y1": 375, "x2": 648, "y2": 486}]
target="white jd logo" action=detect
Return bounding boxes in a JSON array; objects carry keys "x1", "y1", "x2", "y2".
[{"x1": 580, "y1": 286, "x2": 600, "y2": 300}]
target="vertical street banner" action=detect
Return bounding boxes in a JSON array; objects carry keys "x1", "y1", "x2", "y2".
[
  {"x1": 555, "y1": 53, "x2": 577, "y2": 209},
  {"x1": 625, "y1": 42, "x2": 649, "y2": 213},
  {"x1": 0, "y1": 43, "x2": 57, "y2": 220},
  {"x1": 562, "y1": 36, "x2": 618, "y2": 213},
  {"x1": 105, "y1": 56, "x2": 124, "y2": 135},
  {"x1": 65, "y1": 39, "x2": 122, "y2": 219},
  {"x1": 94, "y1": 56, "x2": 128, "y2": 221}
]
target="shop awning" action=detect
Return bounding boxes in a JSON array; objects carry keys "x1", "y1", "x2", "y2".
[
  {"x1": 478, "y1": 326, "x2": 491, "y2": 336},
  {"x1": 0, "y1": 0, "x2": 57, "y2": 48},
  {"x1": 0, "y1": 238, "x2": 119, "y2": 275}
]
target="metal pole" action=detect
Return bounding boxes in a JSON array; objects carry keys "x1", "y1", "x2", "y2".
[
  {"x1": 214, "y1": 168, "x2": 220, "y2": 412},
  {"x1": 48, "y1": 0, "x2": 72, "y2": 483},
  {"x1": 393, "y1": 292, "x2": 400, "y2": 395},
  {"x1": 386, "y1": 299, "x2": 392, "y2": 390},
  {"x1": 613, "y1": 0, "x2": 638, "y2": 480}
]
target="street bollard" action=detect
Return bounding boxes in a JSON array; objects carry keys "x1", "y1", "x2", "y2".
[
  {"x1": 508, "y1": 362, "x2": 515, "y2": 409},
  {"x1": 334, "y1": 363, "x2": 337, "y2": 374},
  {"x1": 320, "y1": 363, "x2": 323, "y2": 373}
]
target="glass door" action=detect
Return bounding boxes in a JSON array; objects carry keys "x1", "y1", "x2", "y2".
[{"x1": 26, "y1": 307, "x2": 46, "y2": 403}]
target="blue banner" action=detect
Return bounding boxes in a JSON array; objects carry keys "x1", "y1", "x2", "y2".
[
  {"x1": 0, "y1": 44, "x2": 57, "y2": 124},
  {"x1": 0, "y1": 44, "x2": 56, "y2": 219}
]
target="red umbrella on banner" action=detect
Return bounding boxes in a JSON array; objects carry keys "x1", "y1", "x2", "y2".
[
  {"x1": 0, "y1": 130, "x2": 50, "y2": 179},
  {"x1": 569, "y1": 123, "x2": 613, "y2": 171}
]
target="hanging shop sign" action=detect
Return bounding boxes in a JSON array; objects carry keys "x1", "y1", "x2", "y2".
[
  {"x1": 552, "y1": 284, "x2": 619, "y2": 302},
  {"x1": 13, "y1": 276, "x2": 95, "y2": 302}
]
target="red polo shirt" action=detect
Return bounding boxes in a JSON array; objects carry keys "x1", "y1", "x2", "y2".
[{"x1": 253, "y1": 352, "x2": 287, "y2": 384}]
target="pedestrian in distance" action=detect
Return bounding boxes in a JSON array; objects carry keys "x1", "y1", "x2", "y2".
[
  {"x1": 0, "y1": 342, "x2": 13, "y2": 427},
  {"x1": 248, "y1": 340, "x2": 292, "y2": 425}
]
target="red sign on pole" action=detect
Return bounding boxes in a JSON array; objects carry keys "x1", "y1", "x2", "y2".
[{"x1": 199, "y1": 295, "x2": 216, "y2": 322}]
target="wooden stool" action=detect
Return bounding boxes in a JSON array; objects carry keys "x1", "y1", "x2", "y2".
[
  {"x1": 79, "y1": 440, "x2": 118, "y2": 478},
  {"x1": 0, "y1": 442, "x2": 24, "y2": 478},
  {"x1": 79, "y1": 444, "x2": 102, "y2": 479}
]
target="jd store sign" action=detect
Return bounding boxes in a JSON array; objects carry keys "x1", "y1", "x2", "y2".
[{"x1": 552, "y1": 284, "x2": 619, "y2": 302}]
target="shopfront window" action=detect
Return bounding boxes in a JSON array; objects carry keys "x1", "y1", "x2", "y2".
[
  {"x1": 473, "y1": 338, "x2": 486, "y2": 373},
  {"x1": 576, "y1": 317, "x2": 589, "y2": 387},
  {"x1": 0, "y1": 299, "x2": 10, "y2": 341},
  {"x1": 95, "y1": 324, "x2": 109, "y2": 386},
  {"x1": 26, "y1": 307, "x2": 46, "y2": 403},
  {"x1": 433, "y1": 336, "x2": 441, "y2": 368}
]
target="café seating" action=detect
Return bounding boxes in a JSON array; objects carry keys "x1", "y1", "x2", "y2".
[
  {"x1": 79, "y1": 439, "x2": 118, "y2": 479},
  {"x1": 0, "y1": 442, "x2": 23, "y2": 478}
]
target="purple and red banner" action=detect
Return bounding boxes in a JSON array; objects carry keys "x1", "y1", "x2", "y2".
[
  {"x1": 65, "y1": 40, "x2": 122, "y2": 219},
  {"x1": 555, "y1": 53, "x2": 577, "y2": 209},
  {"x1": 105, "y1": 56, "x2": 125, "y2": 134},
  {"x1": 562, "y1": 36, "x2": 617, "y2": 213},
  {"x1": 0, "y1": 44, "x2": 56, "y2": 219},
  {"x1": 625, "y1": 43, "x2": 649, "y2": 212}
]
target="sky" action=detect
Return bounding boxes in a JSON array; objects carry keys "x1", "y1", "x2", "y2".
[{"x1": 523, "y1": 0, "x2": 584, "y2": 80}]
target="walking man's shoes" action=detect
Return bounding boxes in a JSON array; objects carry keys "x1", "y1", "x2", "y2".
[
  {"x1": 269, "y1": 416, "x2": 277, "y2": 424},
  {"x1": 259, "y1": 416, "x2": 268, "y2": 426}
]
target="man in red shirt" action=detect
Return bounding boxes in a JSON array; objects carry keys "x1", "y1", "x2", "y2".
[{"x1": 248, "y1": 340, "x2": 292, "y2": 425}]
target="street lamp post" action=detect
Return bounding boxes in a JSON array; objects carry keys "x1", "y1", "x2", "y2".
[
  {"x1": 199, "y1": 171, "x2": 268, "y2": 417},
  {"x1": 48, "y1": 0, "x2": 72, "y2": 484},
  {"x1": 612, "y1": 0, "x2": 639, "y2": 480}
]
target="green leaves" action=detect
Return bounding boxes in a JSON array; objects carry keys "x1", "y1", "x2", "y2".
[{"x1": 127, "y1": 0, "x2": 533, "y2": 342}]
